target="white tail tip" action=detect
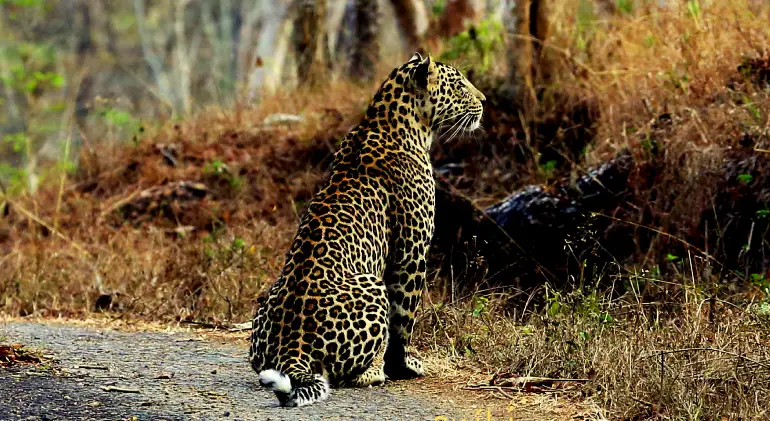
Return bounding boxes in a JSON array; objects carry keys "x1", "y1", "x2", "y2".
[{"x1": 259, "y1": 369, "x2": 292, "y2": 394}]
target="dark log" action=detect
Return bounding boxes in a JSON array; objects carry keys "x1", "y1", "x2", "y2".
[{"x1": 430, "y1": 150, "x2": 634, "y2": 297}]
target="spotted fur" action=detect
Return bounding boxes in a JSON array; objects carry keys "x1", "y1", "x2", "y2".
[{"x1": 250, "y1": 53, "x2": 486, "y2": 407}]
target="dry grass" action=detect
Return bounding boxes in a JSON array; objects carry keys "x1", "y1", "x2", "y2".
[
  {"x1": 2, "y1": 1, "x2": 770, "y2": 418},
  {"x1": 417, "y1": 267, "x2": 770, "y2": 419},
  {"x1": 549, "y1": 0, "x2": 770, "y2": 226},
  {"x1": 0, "y1": 81, "x2": 376, "y2": 322}
]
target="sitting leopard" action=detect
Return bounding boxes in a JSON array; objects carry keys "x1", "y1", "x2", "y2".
[{"x1": 249, "y1": 52, "x2": 486, "y2": 407}]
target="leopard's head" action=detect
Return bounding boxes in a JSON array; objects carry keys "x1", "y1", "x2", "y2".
[
  {"x1": 407, "y1": 52, "x2": 486, "y2": 137},
  {"x1": 369, "y1": 53, "x2": 486, "y2": 150}
]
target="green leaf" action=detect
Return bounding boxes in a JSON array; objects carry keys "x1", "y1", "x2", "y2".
[
  {"x1": 471, "y1": 296, "x2": 488, "y2": 317},
  {"x1": 24, "y1": 79, "x2": 37, "y2": 93},
  {"x1": 686, "y1": 0, "x2": 701, "y2": 20},
  {"x1": 616, "y1": 0, "x2": 633, "y2": 14},
  {"x1": 232, "y1": 237, "x2": 246, "y2": 251},
  {"x1": 49, "y1": 73, "x2": 64, "y2": 88},
  {"x1": 547, "y1": 301, "x2": 561, "y2": 317},
  {"x1": 737, "y1": 173, "x2": 753, "y2": 185}
]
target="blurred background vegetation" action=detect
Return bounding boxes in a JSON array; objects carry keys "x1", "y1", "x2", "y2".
[{"x1": 0, "y1": 0, "x2": 522, "y2": 192}]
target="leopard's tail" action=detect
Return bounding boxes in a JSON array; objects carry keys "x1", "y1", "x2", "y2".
[{"x1": 259, "y1": 369, "x2": 330, "y2": 407}]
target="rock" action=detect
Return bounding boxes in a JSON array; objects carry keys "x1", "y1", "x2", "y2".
[{"x1": 263, "y1": 113, "x2": 304, "y2": 126}]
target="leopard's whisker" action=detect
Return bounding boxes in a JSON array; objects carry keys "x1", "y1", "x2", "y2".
[
  {"x1": 438, "y1": 113, "x2": 466, "y2": 138},
  {"x1": 443, "y1": 114, "x2": 469, "y2": 144},
  {"x1": 440, "y1": 114, "x2": 468, "y2": 143},
  {"x1": 433, "y1": 111, "x2": 466, "y2": 130}
]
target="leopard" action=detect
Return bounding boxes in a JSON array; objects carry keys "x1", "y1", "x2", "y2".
[{"x1": 249, "y1": 52, "x2": 486, "y2": 407}]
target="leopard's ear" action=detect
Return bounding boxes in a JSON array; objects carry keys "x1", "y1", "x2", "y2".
[
  {"x1": 409, "y1": 52, "x2": 423, "y2": 63},
  {"x1": 414, "y1": 54, "x2": 434, "y2": 90}
]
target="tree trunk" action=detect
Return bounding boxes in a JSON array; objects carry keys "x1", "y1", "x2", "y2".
[
  {"x1": 76, "y1": 0, "x2": 93, "y2": 58},
  {"x1": 350, "y1": 0, "x2": 379, "y2": 80},
  {"x1": 505, "y1": 0, "x2": 551, "y2": 112},
  {"x1": 389, "y1": 0, "x2": 428, "y2": 53},
  {"x1": 293, "y1": 0, "x2": 329, "y2": 85},
  {"x1": 434, "y1": 0, "x2": 483, "y2": 39}
]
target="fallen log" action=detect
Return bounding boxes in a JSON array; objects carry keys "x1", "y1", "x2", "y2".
[{"x1": 430, "y1": 150, "x2": 634, "y2": 296}]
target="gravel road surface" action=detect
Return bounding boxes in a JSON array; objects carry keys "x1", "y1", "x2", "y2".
[{"x1": 0, "y1": 322, "x2": 466, "y2": 421}]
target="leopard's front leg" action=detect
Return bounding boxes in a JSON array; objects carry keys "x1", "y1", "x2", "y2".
[{"x1": 383, "y1": 253, "x2": 427, "y2": 380}]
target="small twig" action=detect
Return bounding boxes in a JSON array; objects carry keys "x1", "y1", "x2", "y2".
[
  {"x1": 75, "y1": 364, "x2": 109, "y2": 370},
  {"x1": 228, "y1": 322, "x2": 252, "y2": 332},
  {"x1": 630, "y1": 396, "x2": 655, "y2": 408},
  {"x1": 494, "y1": 376, "x2": 592, "y2": 385},
  {"x1": 465, "y1": 376, "x2": 592, "y2": 395},
  {"x1": 174, "y1": 337, "x2": 204, "y2": 342},
  {"x1": 98, "y1": 187, "x2": 145, "y2": 221},
  {"x1": 490, "y1": 386, "x2": 517, "y2": 400},
  {"x1": 180, "y1": 320, "x2": 231, "y2": 330},
  {"x1": 100, "y1": 385, "x2": 140, "y2": 393}
]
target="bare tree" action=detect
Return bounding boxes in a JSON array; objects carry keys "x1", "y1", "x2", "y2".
[
  {"x1": 173, "y1": 0, "x2": 194, "y2": 114},
  {"x1": 74, "y1": 0, "x2": 94, "y2": 142},
  {"x1": 433, "y1": 0, "x2": 484, "y2": 39},
  {"x1": 505, "y1": 0, "x2": 551, "y2": 111},
  {"x1": 132, "y1": 0, "x2": 178, "y2": 113},
  {"x1": 75, "y1": 0, "x2": 94, "y2": 59},
  {"x1": 293, "y1": 0, "x2": 330, "y2": 85},
  {"x1": 246, "y1": 2, "x2": 294, "y2": 99},
  {"x1": 350, "y1": 0, "x2": 380, "y2": 80},
  {"x1": 389, "y1": 0, "x2": 428, "y2": 52}
]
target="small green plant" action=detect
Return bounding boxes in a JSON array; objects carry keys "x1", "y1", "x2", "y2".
[
  {"x1": 203, "y1": 159, "x2": 245, "y2": 191},
  {"x1": 575, "y1": 0, "x2": 597, "y2": 52},
  {"x1": 737, "y1": 173, "x2": 753, "y2": 185},
  {"x1": 0, "y1": 163, "x2": 27, "y2": 194},
  {"x1": 102, "y1": 108, "x2": 140, "y2": 132},
  {"x1": 431, "y1": 0, "x2": 446, "y2": 16},
  {"x1": 641, "y1": 135, "x2": 660, "y2": 158},
  {"x1": 757, "y1": 209, "x2": 769, "y2": 219},
  {"x1": 686, "y1": 0, "x2": 701, "y2": 20},
  {"x1": 203, "y1": 159, "x2": 228, "y2": 175},
  {"x1": 539, "y1": 160, "x2": 558, "y2": 178},
  {"x1": 544, "y1": 287, "x2": 563, "y2": 317},
  {"x1": 753, "y1": 301, "x2": 770, "y2": 317},
  {"x1": 202, "y1": 234, "x2": 250, "y2": 265},
  {"x1": 616, "y1": 0, "x2": 633, "y2": 14},
  {"x1": 231, "y1": 237, "x2": 247, "y2": 252},
  {"x1": 750, "y1": 273, "x2": 770, "y2": 292},
  {"x1": 439, "y1": 18, "x2": 504, "y2": 72},
  {"x1": 665, "y1": 253, "x2": 680, "y2": 262},
  {"x1": 662, "y1": 69, "x2": 691, "y2": 93},
  {"x1": 743, "y1": 96, "x2": 762, "y2": 124},
  {"x1": 471, "y1": 296, "x2": 488, "y2": 317}
]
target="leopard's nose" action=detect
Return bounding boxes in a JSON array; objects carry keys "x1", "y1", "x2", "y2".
[{"x1": 479, "y1": 92, "x2": 487, "y2": 106}]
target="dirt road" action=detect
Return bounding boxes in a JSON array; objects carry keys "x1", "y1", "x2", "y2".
[{"x1": 0, "y1": 322, "x2": 469, "y2": 421}]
